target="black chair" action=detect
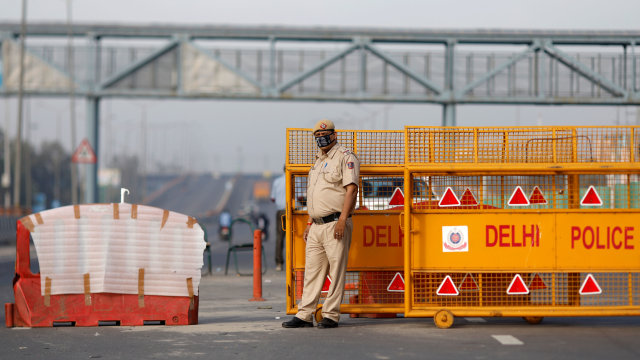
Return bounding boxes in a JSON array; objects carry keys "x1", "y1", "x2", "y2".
[{"x1": 224, "y1": 218, "x2": 267, "y2": 276}]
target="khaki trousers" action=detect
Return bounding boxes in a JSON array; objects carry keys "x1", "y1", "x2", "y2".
[{"x1": 295, "y1": 218, "x2": 352, "y2": 323}]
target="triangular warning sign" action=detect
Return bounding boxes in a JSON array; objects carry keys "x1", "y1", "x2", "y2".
[
  {"x1": 436, "y1": 275, "x2": 459, "y2": 296},
  {"x1": 580, "y1": 185, "x2": 603, "y2": 206},
  {"x1": 528, "y1": 273, "x2": 547, "y2": 290},
  {"x1": 321, "y1": 275, "x2": 332, "y2": 293},
  {"x1": 508, "y1": 186, "x2": 530, "y2": 206},
  {"x1": 388, "y1": 188, "x2": 405, "y2": 206},
  {"x1": 387, "y1": 272, "x2": 405, "y2": 292},
  {"x1": 506, "y1": 274, "x2": 530, "y2": 295},
  {"x1": 579, "y1": 274, "x2": 602, "y2": 295},
  {"x1": 528, "y1": 186, "x2": 548, "y2": 205},
  {"x1": 71, "y1": 138, "x2": 97, "y2": 164},
  {"x1": 458, "y1": 273, "x2": 479, "y2": 291},
  {"x1": 439, "y1": 187, "x2": 460, "y2": 207},
  {"x1": 459, "y1": 188, "x2": 479, "y2": 206}
]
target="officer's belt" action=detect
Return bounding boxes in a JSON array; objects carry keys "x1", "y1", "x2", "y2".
[{"x1": 312, "y1": 212, "x2": 351, "y2": 225}]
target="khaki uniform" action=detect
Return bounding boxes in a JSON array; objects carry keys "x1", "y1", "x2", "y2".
[{"x1": 295, "y1": 143, "x2": 359, "y2": 323}]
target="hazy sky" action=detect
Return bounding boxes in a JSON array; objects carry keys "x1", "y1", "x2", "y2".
[
  {"x1": 3, "y1": 0, "x2": 640, "y2": 30},
  {"x1": 1, "y1": 0, "x2": 640, "y2": 174}
]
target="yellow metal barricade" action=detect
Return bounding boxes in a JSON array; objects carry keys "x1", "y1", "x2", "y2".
[
  {"x1": 285, "y1": 129, "x2": 406, "y2": 319},
  {"x1": 404, "y1": 126, "x2": 640, "y2": 328},
  {"x1": 286, "y1": 126, "x2": 640, "y2": 327}
]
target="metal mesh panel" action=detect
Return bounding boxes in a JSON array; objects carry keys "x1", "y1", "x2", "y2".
[
  {"x1": 287, "y1": 129, "x2": 321, "y2": 165},
  {"x1": 575, "y1": 127, "x2": 636, "y2": 163},
  {"x1": 406, "y1": 128, "x2": 474, "y2": 163},
  {"x1": 452, "y1": 51, "x2": 629, "y2": 99},
  {"x1": 295, "y1": 173, "x2": 423, "y2": 212},
  {"x1": 294, "y1": 270, "x2": 304, "y2": 302},
  {"x1": 293, "y1": 271, "x2": 404, "y2": 305},
  {"x1": 476, "y1": 128, "x2": 571, "y2": 163},
  {"x1": 292, "y1": 175, "x2": 308, "y2": 212},
  {"x1": 357, "y1": 131, "x2": 405, "y2": 165},
  {"x1": 411, "y1": 173, "x2": 640, "y2": 210},
  {"x1": 633, "y1": 273, "x2": 640, "y2": 306},
  {"x1": 406, "y1": 127, "x2": 640, "y2": 164},
  {"x1": 412, "y1": 272, "x2": 639, "y2": 308},
  {"x1": 109, "y1": 48, "x2": 178, "y2": 90},
  {"x1": 286, "y1": 129, "x2": 356, "y2": 166},
  {"x1": 635, "y1": 129, "x2": 640, "y2": 162},
  {"x1": 360, "y1": 175, "x2": 405, "y2": 211},
  {"x1": 413, "y1": 272, "x2": 484, "y2": 307},
  {"x1": 344, "y1": 271, "x2": 404, "y2": 305},
  {"x1": 554, "y1": 273, "x2": 638, "y2": 307},
  {"x1": 287, "y1": 129, "x2": 404, "y2": 166},
  {"x1": 295, "y1": 172, "x2": 640, "y2": 212},
  {"x1": 289, "y1": 271, "x2": 640, "y2": 309}
]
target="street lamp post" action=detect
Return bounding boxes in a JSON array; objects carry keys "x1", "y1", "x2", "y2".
[
  {"x1": 13, "y1": 0, "x2": 27, "y2": 208},
  {"x1": 3, "y1": 97, "x2": 11, "y2": 208},
  {"x1": 67, "y1": 0, "x2": 78, "y2": 204}
]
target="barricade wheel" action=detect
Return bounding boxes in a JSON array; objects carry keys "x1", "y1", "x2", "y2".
[
  {"x1": 434, "y1": 310, "x2": 454, "y2": 329},
  {"x1": 523, "y1": 316, "x2": 544, "y2": 325},
  {"x1": 314, "y1": 308, "x2": 323, "y2": 323}
]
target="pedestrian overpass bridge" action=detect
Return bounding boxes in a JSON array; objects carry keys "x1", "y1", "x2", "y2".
[{"x1": 1, "y1": 22, "x2": 639, "y2": 202}]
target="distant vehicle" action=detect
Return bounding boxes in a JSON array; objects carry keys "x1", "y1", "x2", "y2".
[
  {"x1": 253, "y1": 181, "x2": 271, "y2": 201},
  {"x1": 218, "y1": 210, "x2": 232, "y2": 241},
  {"x1": 359, "y1": 177, "x2": 437, "y2": 211}
]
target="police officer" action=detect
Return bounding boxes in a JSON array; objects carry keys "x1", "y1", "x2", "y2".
[{"x1": 282, "y1": 119, "x2": 359, "y2": 329}]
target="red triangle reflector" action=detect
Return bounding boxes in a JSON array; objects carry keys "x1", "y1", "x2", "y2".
[
  {"x1": 436, "y1": 275, "x2": 459, "y2": 296},
  {"x1": 506, "y1": 274, "x2": 530, "y2": 295},
  {"x1": 579, "y1": 274, "x2": 602, "y2": 295},
  {"x1": 387, "y1": 272, "x2": 405, "y2": 292},
  {"x1": 580, "y1": 185, "x2": 603, "y2": 206},
  {"x1": 321, "y1": 275, "x2": 332, "y2": 293},
  {"x1": 458, "y1": 273, "x2": 479, "y2": 291},
  {"x1": 528, "y1": 186, "x2": 548, "y2": 205},
  {"x1": 388, "y1": 188, "x2": 405, "y2": 206},
  {"x1": 528, "y1": 273, "x2": 547, "y2": 290},
  {"x1": 439, "y1": 187, "x2": 460, "y2": 207},
  {"x1": 459, "y1": 188, "x2": 479, "y2": 206},
  {"x1": 508, "y1": 186, "x2": 530, "y2": 206}
]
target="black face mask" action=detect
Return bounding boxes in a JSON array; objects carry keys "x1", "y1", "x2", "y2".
[{"x1": 315, "y1": 133, "x2": 335, "y2": 148}]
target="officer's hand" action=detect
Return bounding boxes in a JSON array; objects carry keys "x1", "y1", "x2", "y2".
[
  {"x1": 334, "y1": 219, "x2": 346, "y2": 240},
  {"x1": 304, "y1": 223, "x2": 311, "y2": 242}
]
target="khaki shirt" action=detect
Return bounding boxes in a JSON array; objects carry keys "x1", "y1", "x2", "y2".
[{"x1": 307, "y1": 143, "x2": 360, "y2": 219}]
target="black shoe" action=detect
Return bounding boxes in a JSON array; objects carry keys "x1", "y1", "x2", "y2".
[
  {"x1": 317, "y1": 318, "x2": 338, "y2": 328},
  {"x1": 282, "y1": 317, "x2": 313, "y2": 328}
]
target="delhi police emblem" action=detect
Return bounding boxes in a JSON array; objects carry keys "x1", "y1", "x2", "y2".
[
  {"x1": 320, "y1": 123, "x2": 327, "y2": 129},
  {"x1": 442, "y1": 226, "x2": 469, "y2": 252}
]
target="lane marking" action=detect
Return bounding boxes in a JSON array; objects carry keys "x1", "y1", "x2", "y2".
[
  {"x1": 213, "y1": 340, "x2": 259, "y2": 343},
  {"x1": 464, "y1": 317, "x2": 487, "y2": 323},
  {"x1": 492, "y1": 335, "x2": 524, "y2": 345}
]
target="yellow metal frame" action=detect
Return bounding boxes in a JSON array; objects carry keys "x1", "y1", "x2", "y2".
[
  {"x1": 286, "y1": 126, "x2": 640, "y2": 320},
  {"x1": 402, "y1": 126, "x2": 640, "y2": 319},
  {"x1": 285, "y1": 129, "x2": 406, "y2": 315}
]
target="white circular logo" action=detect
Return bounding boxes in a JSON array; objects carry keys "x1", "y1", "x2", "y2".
[{"x1": 444, "y1": 227, "x2": 468, "y2": 251}]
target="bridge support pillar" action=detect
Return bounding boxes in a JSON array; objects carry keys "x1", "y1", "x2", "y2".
[
  {"x1": 442, "y1": 104, "x2": 456, "y2": 127},
  {"x1": 442, "y1": 40, "x2": 457, "y2": 127},
  {"x1": 84, "y1": 97, "x2": 100, "y2": 203}
]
